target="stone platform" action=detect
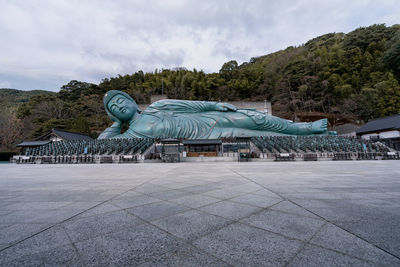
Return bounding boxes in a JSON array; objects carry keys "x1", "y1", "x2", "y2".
[{"x1": 0, "y1": 161, "x2": 399, "y2": 266}]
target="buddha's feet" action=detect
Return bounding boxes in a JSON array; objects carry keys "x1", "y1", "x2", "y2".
[{"x1": 311, "y1": 118, "x2": 328, "y2": 134}]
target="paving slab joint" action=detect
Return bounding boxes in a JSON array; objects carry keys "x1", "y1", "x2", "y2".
[{"x1": 229, "y1": 168, "x2": 400, "y2": 262}]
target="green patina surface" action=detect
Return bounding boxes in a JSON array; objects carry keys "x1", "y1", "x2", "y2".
[{"x1": 98, "y1": 90, "x2": 332, "y2": 139}]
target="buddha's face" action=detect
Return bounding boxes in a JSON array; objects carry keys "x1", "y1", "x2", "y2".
[{"x1": 107, "y1": 94, "x2": 138, "y2": 122}]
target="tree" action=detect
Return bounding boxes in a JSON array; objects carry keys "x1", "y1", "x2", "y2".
[
  {"x1": 0, "y1": 112, "x2": 25, "y2": 151},
  {"x1": 58, "y1": 80, "x2": 97, "y2": 102},
  {"x1": 343, "y1": 24, "x2": 391, "y2": 52},
  {"x1": 382, "y1": 31, "x2": 400, "y2": 75},
  {"x1": 375, "y1": 74, "x2": 400, "y2": 116},
  {"x1": 69, "y1": 115, "x2": 90, "y2": 135},
  {"x1": 219, "y1": 60, "x2": 238, "y2": 80}
]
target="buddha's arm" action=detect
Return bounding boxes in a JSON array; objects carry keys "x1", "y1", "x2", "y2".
[
  {"x1": 97, "y1": 122, "x2": 122, "y2": 139},
  {"x1": 148, "y1": 99, "x2": 236, "y2": 113}
]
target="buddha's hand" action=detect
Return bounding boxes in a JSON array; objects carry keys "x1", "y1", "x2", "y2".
[
  {"x1": 105, "y1": 109, "x2": 122, "y2": 128},
  {"x1": 215, "y1": 103, "x2": 237, "y2": 112},
  {"x1": 110, "y1": 117, "x2": 122, "y2": 128}
]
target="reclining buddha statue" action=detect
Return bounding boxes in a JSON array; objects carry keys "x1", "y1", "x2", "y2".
[{"x1": 98, "y1": 90, "x2": 332, "y2": 139}]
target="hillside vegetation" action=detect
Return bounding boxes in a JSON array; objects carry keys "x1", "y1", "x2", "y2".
[
  {"x1": 0, "y1": 89, "x2": 54, "y2": 151},
  {"x1": 1, "y1": 24, "x2": 399, "y2": 152},
  {"x1": 0, "y1": 89, "x2": 53, "y2": 112}
]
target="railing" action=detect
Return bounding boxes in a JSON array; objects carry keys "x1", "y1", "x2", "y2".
[
  {"x1": 382, "y1": 152, "x2": 400, "y2": 160},
  {"x1": 303, "y1": 153, "x2": 318, "y2": 161},
  {"x1": 357, "y1": 153, "x2": 378, "y2": 160},
  {"x1": 333, "y1": 153, "x2": 353, "y2": 160},
  {"x1": 274, "y1": 153, "x2": 295, "y2": 161}
]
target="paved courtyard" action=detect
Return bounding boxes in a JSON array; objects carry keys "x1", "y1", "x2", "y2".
[{"x1": 0, "y1": 161, "x2": 400, "y2": 266}]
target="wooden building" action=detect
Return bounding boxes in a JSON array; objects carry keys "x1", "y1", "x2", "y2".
[
  {"x1": 16, "y1": 128, "x2": 91, "y2": 153},
  {"x1": 357, "y1": 114, "x2": 400, "y2": 150}
]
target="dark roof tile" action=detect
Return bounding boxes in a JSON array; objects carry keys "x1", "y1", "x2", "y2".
[
  {"x1": 357, "y1": 114, "x2": 400, "y2": 134},
  {"x1": 16, "y1": 140, "x2": 51, "y2": 147},
  {"x1": 52, "y1": 128, "x2": 92, "y2": 140}
]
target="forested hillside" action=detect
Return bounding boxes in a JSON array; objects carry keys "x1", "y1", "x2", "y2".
[
  {"x1": 0, "y1": 89, "x2": 53, "y2": 111},
  {"x1": 0, "y1": 89, "x2": 54, "y2": 151},
  {"x1": 2, "y1": 24, "x2": 400, "y2": 152}
]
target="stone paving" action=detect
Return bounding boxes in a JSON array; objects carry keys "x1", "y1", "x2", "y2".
[{"x1": 0, "y1": 161, "x2": 399, "y2": 266}]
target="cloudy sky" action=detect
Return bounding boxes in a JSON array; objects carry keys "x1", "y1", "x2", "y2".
[{"x1": 0, "y1": 0, "x2": 399, "y2": 91}]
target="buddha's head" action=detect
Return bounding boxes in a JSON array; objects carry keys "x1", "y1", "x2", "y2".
[{"x1": 103, "y1": 90, "x2": 140, "y2": 122}]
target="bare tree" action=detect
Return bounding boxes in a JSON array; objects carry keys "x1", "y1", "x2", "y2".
[{"x1": 0, "y1": 112, "x2": 24, "y2": 151}]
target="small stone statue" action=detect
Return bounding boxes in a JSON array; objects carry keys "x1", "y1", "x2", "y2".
[{"x1": 98, "y1": 90, "x2": 331, "y2": 139}]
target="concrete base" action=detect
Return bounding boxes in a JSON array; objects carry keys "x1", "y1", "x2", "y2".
[{"x1": 182, "y1": 156, "x2": 237, "y2": 162}]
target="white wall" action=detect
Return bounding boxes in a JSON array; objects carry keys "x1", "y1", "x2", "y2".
[
  {"x1": 361, "y1": 133, "x2": 378, "y2": 140},
  {"x1": 139, "y1": 99, "x2": 273, "y2": 115},
  {"x1": 379, "y1": 130, "x2": 400, "y2": 139},
  {"x1": 361, "y1": 130, "x2": 400, "y2": 140}
]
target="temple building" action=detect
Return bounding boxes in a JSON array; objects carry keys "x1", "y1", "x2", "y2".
[
  {"x1": 35, "y1": 128, "x2": 92, "y2": 142},
  {"x1": 16, "y1": 128, "x2": 91, "y2": 152},
  {"x1": 357, "y1": 114, "x2": 400, "y2": 150}
]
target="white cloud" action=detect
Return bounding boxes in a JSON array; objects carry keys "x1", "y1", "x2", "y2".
[
  {"x1": 0, "y1": 81, "x2": 11, "y2": 88},
  {"x1": 0, "y1": 0, "x2": 399, "y2": 91}
]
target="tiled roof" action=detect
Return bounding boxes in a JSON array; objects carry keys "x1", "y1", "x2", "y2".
[
  {"x1": 16, "y1": 140, "x2": 51, "y2": 147},
  {"x1": 52, "y1": 128, "x2": 92, "y2": 140},
  {"x1": 357, "y1": 114, "x2": 400, "y2": 134},
  {"x1": 36, "y1": 128, "x2": 92, "y2": 141}
]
